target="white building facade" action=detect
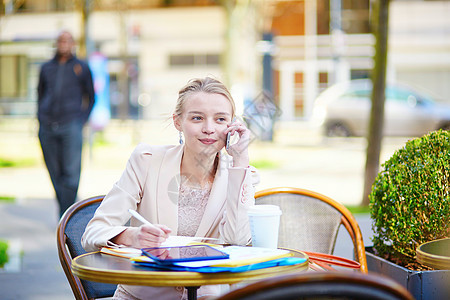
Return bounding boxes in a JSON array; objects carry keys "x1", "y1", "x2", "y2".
[{"x1": 1, "y1": 1, "x2": 449, "y2": 122}]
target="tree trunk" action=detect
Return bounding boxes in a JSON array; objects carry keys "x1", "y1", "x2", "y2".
[
  {"x1": 221, "y1": 0, "x2": 234, "y2": 87},
  {"x1": 362, "y1": 0, "x2": 390, "y2": 206},
  {"x1": 221, "y1": 0, "x2": 251, "y2": 87}
]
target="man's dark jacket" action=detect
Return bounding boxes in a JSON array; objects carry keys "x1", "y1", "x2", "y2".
[{"x1": 37, "y1": 54, "x2": 95, "y2": 125}]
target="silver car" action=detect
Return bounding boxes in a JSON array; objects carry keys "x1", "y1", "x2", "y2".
[{"x1": 312, "y1": 79, "x2": 450, "y2": 137}]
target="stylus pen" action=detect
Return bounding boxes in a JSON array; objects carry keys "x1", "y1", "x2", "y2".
[{"x1": 128, "y1": 209, "x2": 152, "y2": 225}]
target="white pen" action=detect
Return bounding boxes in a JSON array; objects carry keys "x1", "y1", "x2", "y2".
[
  {"x1": 128, "y1": 209, "x2": 219, "y2": 243},
  {"x1": 128, "y1": 209, "x2": 152, "y2": 225}
]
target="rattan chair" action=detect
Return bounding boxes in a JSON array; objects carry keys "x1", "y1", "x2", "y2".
[
  {"x1": 255, "y1": 187, "x2": 367, "y2": 273},
  {"x1": 217, "y1": 271, "x2": 414, "y2": 300},
  {"x1": 57, "y1": 195, "x2": 117, "y2": 300}
]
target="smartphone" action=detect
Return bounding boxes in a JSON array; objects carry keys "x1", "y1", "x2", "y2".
[{"x1": 226, "y1": 117, "x2": 236, "y2": 150}]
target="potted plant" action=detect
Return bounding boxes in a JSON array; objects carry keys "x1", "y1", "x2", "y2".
[{"x1": 367, "y1": 129, "x2": 449, "y2": 299}]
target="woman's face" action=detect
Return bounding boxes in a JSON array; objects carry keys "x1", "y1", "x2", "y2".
[{"x1": 175, "y1": 92, "x2": 233, "y2": 155}]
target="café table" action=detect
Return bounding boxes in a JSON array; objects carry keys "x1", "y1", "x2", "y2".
[{"x1": 71, "y1": 249, "x2": 309, "y2": 300}]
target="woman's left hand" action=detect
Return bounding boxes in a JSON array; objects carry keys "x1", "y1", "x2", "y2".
[{"x1": 225, "y1": 118, "x2": 250, "y2": 167}]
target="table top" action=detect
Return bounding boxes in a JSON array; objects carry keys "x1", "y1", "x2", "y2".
[{"x1": 71, "y1": 249, "x2": 309, "y2": 287}]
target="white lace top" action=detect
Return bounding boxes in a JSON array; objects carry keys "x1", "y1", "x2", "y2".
[{"x1": 177, "y1": 179, "x2": 212, "y2": 236}]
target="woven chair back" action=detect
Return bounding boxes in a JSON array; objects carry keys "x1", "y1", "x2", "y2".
[{"x1": 256, "y1": 192, "x2": 342, "y2": 254}]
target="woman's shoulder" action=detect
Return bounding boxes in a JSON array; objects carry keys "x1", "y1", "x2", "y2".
[
  {"x1": 132, "y1": 143, "x2": 177, "y2": 156},
  {"x1": 128, "y1": 143, "x2": 178, "y2": 169}
]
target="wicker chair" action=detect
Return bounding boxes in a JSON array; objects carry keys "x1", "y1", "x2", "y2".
[
  {"x1": 57, "y1": 195, "x2": 117, "y2": 300},
  {"x1": 217, "y1": 271, "x2": 414, "y2": 300},
  {"x1": 255, "y1": 187, "x2": 367, "y2": 273}
]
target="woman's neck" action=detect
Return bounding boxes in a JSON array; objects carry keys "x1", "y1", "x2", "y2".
[{"x1": 180, "y1": 149, "x2": 218, "y2": 188}]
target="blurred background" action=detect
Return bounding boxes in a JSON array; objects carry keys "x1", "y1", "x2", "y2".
[
  {"x1": 1, "y1": 0, "x2": 449, "y2": 211},
  {"x1": 1, "y1": 0, "x2": 449, "y2": 122}
]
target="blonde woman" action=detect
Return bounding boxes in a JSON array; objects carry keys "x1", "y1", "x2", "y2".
[{"x1": 82, "y1": 77, "x2": 258, "y2": 299}]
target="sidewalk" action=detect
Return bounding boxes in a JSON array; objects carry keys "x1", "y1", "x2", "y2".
[
  {"x1": 0, "y1": 198, "x2": 72, "y2": 300},
  {"x1": 0, "y1": 119, "x2": 406, "y2": 299}
]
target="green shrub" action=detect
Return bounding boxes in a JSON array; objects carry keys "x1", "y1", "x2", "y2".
[
  {"x1": 0, "y1": 240, "x2": 8, "y2": 268},
  {"x1": 369, "y1": 130, "x2": 449, "y2": 269},
  {"x1": 250, "y1": 159, "x2": 280, "y2": 169},
  {"x1": 0, "y1": 157, "x2": 36, "y2": 168},
  {"x1": 0, "y1": 196, "x2": 15, "y2": 203}
]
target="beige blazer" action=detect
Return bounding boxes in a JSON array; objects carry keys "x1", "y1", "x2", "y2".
[
  {"x1": 82, "y1": 143, "x2": 259, "y2": 252},
  {"x1": 81, "y1": 143, "x2": 259, "y2": 299}
]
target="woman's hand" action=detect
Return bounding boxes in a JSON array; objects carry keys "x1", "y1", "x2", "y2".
[
  {"x1": 136, "y1": 223, "x2": 172, "y2": 248},
  {"x1": 225, "y1": 118, "x2": 250, "y2": 167},
  {"x1": 111, "y1": 223, "x2": 172, "y2": 248}
]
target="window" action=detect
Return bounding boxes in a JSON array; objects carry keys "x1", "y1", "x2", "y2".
[
  {"x1": 169, "y1": 54, "x2": 195, "y2": 66},
  {"x1": 0, "y1": 55, "x2": 28, "y2": 98},
  {"x1": 342, "y1": 0, "x2": 370, "y2": 34},
  {"x1": 169, "y1": 53, "x2": 220, "y2": 67},
  {"x1": 351, "y1": 69, "x2": 370, "y2": 80},
  {"x1": 343, "y1": 89, "x2": 371, "y2": 99},
  {"x1": 386, "y1": 87, "x2": 417, "y2": 104}
]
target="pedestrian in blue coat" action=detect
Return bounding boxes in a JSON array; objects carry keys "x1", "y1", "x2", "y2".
[{"x1": 37, "y1": 30, "x2": 95, "y2": 217}]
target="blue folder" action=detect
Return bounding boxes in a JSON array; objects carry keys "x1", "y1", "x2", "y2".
[{"x1": 132, "y1": 257, "x2": 307, "y2": 273}]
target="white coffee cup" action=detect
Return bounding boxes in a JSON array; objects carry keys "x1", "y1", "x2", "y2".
[{"x1": 247, "y1": 205, "x2": 282, "y2": 248}]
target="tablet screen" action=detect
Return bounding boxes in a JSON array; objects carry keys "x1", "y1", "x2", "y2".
[{"x1": 141, "y1": 245, "x2": 229, "y2": 264}]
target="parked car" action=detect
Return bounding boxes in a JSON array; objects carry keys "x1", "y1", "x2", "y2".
[{"x1": 312, "y1": 79, "x2": 450, "y2": 137}]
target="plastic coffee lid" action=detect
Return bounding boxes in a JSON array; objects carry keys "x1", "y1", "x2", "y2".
[{"x1": 247, "y1": 205, "x2": 282, "y2": 216}]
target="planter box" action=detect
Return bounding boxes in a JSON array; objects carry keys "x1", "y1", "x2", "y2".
[{"x1": 365, "y1": 247, "x2": 450, "y2": 300}]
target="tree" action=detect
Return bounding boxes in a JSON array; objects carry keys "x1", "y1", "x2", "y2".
[
  {"x1": 221, "y1": 0, "x2": 252, "y2": 87},
  {"x1": 74, "y1": 0, "x2": 95, "y2": 59},
  {"x1": 362, "y1": 0, "x2": 390, "y2": 206}
]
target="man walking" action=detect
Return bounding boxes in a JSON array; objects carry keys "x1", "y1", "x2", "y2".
[{"x1": 37, "y1": 30, "x2": 95, "y2": 217}]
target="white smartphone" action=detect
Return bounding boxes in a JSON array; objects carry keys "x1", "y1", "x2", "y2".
[{"x1": 226, "y1": 117, "x2": 237, "y2": 150}]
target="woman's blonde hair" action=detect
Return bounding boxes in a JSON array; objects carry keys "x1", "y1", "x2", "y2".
[{"x1": 174, "y1": 77, "x2": 235, "y2": 117}]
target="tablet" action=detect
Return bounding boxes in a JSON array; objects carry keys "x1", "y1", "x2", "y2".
[{"x1": 141, "y1": 245, "x2": 229, "y2": 264}]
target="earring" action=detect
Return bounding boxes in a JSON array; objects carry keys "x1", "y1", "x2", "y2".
[{"x1": 179, "y1": 131, "x2": 183, "y2": 144}]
